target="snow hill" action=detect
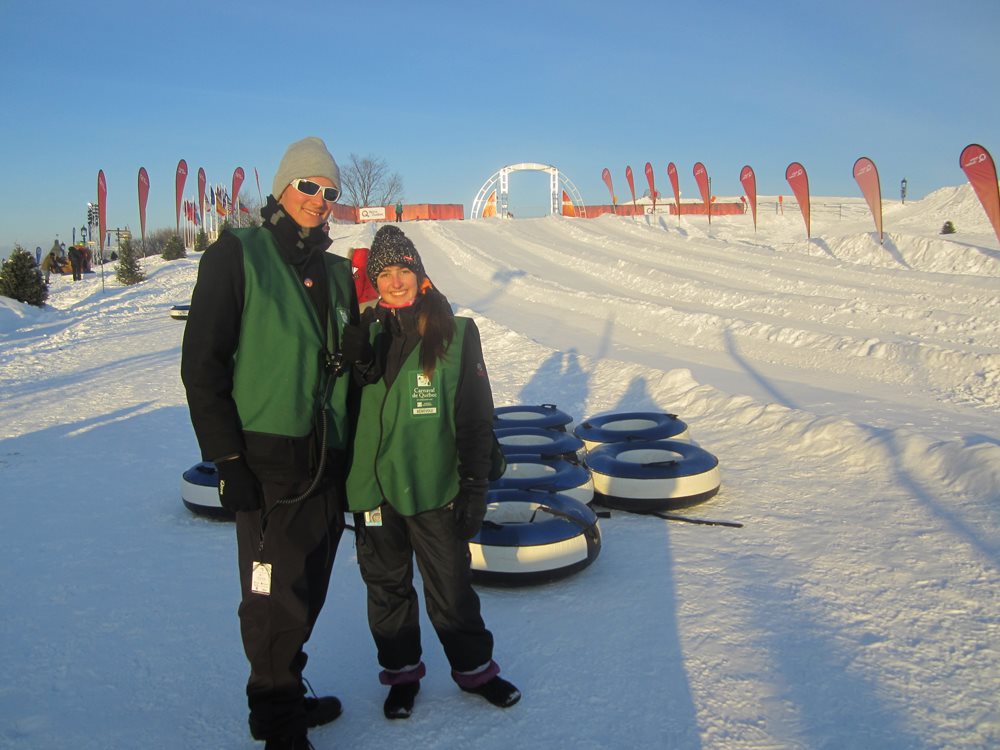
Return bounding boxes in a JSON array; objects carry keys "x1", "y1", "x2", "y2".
[{"x1": 1, "y1": 184, "x2": 998, "y2": 749}]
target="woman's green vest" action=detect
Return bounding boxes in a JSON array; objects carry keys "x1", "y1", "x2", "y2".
[
  {"x1": 229, "y1": 228, "x2": 353, "y2": 449},
  {"x1": 347, "y1": 316, "x2": 469, "y2": 515}
]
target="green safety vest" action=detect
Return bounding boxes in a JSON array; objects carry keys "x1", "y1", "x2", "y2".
[
  {"x1": 230, "y1": 227, "x2": 353, "y2": 448},
  {"x1": 347, "y1": 316, "x2": 469, "y2": 515}
]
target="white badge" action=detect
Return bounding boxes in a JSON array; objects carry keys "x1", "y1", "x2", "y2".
[{"x1": 251, "y1": 561, "x2": 272, "y2": 596}]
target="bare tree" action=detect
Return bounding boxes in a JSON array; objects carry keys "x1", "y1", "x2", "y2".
[{"x1": 340, "y1": 153, "x2": 404, "y2": 208}]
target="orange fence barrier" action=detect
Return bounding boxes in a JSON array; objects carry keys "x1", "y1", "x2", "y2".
[
  {"x1": 584, "y1": 203, "x2": 745, "y2": 217},
  {"x1": 332, "y1": 203, "x2": 465, "y2": 223}
]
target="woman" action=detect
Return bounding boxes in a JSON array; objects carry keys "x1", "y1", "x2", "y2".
[{"x1": 346, "y1": 225, "x2": 520, "y2": 719}]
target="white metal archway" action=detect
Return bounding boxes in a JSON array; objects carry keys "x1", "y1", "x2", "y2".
[{"x1": 471, "y1": 162, "x2": 587, "y2": 219}]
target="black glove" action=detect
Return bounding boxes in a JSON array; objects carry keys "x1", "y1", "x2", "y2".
[
  {"x1": 340, "y1": 322, "x2": 372, "y2": 366},
  {"x1": 452, "y1": 479, "x2": 489, "y2": 540},
  {"x1": 215, "y1": 456, "x2": 264, "y2": 513}
]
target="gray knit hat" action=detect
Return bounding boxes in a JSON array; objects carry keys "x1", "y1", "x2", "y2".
[
  {"x1": 367, "y1": 225, "x2": 426, "y2": 287},
  {"x1": 272, "y1": 136, "x2": 340, "y2": 199}
]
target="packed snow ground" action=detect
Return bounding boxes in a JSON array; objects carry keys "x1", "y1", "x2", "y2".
[{"x1": 2, "y1": 185, "x2": 999, "y2": 749}]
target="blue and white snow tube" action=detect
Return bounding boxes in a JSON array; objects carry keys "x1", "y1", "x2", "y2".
[
  {"x1": 489, "y1": 453, "x2": 594, "y2": 506},
  {"x1": 181, "y1": 462, "x2": 233, "y2": 519},
  {"x1": 574, "y1": 411, "x2": 689, "y2": 452},
  {"x1": 494, "y1": 404, "x2": 574, "y2": 432},
  {"x1": 495, "y1": 426, "x2": 584, "y2": 460},
  {"x1": 170, "y1": 304, "x2": 190, "y2": 320},
  {"x1": 470, "y1": 489, "x2": 601, "y2": 586},
  {"x1": 586, "y1": 439, "x2": 720, "y2": 511}
]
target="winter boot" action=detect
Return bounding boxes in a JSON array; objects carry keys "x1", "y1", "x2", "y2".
[
  {"x1": 383, "y1": 682, "x2": 420, "y2": 719},
  {"x1": 304, "y1": 695, "x2": 342, "y2": 728},
  {"x1": 264, "y1": 733, "x2": 313, "y2": 750},
  {"x1": 461, "y1": 676, "x2": 521, "y2": 708}
]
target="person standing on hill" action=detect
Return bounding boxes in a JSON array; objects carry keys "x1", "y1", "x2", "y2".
[
  {"x1": 346, "y1": 225, "x2": 520, "y2": 720},
  {"x1": 394, "y1": 200, "x2": 403, "y2": 222},
  {"x1": 181, "y1": 136, "x2": 369, "y2": 750},
  {"x1": 40, "y1": 250, "x2": 57, "y2": 283},
  {"x1": 67, "y1": 245, "x2": 83, "y2": 281}
]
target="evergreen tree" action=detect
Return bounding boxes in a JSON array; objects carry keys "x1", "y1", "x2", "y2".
[
  {"x1": 194, "y1": 228, "x2": 209, "y2": 252},
  {"x1": 115, "y1": 238, "x2": 146, "y2": 285},
  {"x1": 0, "y1": 244, "x2": 49, "y2": 307},
  {"x1": 162, "y1": 234, "x2": 186, "y2": 260}
]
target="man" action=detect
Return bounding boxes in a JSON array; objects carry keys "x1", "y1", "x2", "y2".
[
  {"x1": 67, "y1": 244, "x2": 83, "y2": 281},
  {"x1": 394, "y1": 199, "x2": 403, "y2": 222},
  {"x1": 181, "y1": 136, "x2": 365, "y2": 750}
]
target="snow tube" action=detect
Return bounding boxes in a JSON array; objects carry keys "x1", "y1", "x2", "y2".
[
  {"x1": 586, "y1": 439, "x2": 720, "y2": 511},
  {"x1": 489, "y1": 453, "x2": 594, "y2": 506},
  {"x1": 470, "y1": 489, "x2": 601, "y2": 586},
  {"x1": 494, "y1": 404, "x2": 573, "y2": 432},
  {"x1": 180, "y1": 462, "x2": 233, "y2": 520},
  {"x1": 574, "y1": 411, "x2": 689, "y2": 452},
  {"x1": 170, "y1": 304, "x2": 190, "y2": 321},
  {"x1": 495, "y1": 426, "x2": 584, "y2": 460}
]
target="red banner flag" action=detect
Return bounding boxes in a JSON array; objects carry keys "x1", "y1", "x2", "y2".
[
  {"x1": 197, "y1": 168, "x2": 207, "y2": 218},
  {"x1": 644, "y1": 162, "x2": 656, "y2": 213},
  {"x1": 785, "y1": 162, "x2": 811, "y2": 238},
  {"x1": 693, "y1": 162, "x2": 711, "y2": 222},
  {"x1": 667, "y1": 162, "x2": 680, "y2": 216},
  {"x1": 232, "y1": 167, "x2": 246, "y2": 210},
  {"x1": 137, "y1": 167, "x2": 150, "y2": 244},
  {"x1": 625, "y1": 166, "x2": 636, "y2": 207},
  {"x1": 853, "y1": 156, "x2": 883, "y2": 243},
  {"x1": 959, "y1": 143, "x2": 1000, "y2": 244},
  {"x1": 740, "y1": 165, "x2": 758, "y2": 231},
  {"x1": 175, "y1": 159, "x2": 188, "y2": 233},
  {"x1": 601, "y1": 167, "x2": 616, "y2": 206},
  {"x1": 97, "y1": 170, "x2": 107, "y2": 259}
]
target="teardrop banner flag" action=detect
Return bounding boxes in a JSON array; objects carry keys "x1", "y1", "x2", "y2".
[
  {"x1": 197, "y1": 167, "x2": 207, "y2": 219},
  {"x1": 644, "y1": 162, "x2": 656, "y2": 213},
  {"x1": 601, "y1": 167, "x2": 616, "y2": 206},
  {"x1": 959, "y1": 143, "x2": 1000, "y2": 244},
  {"x1": 98, "y1": 169, "x2": 108, "y2": 259},
  {"x1": 625, "y1": 165, "x2": 636, "y2": 208},
  {"x1": 852, "y1": 156, "x2": 883, "y2": 243},
  {"x1": 785, "y1": 161, "x2": 811, "y2": 238},
  {"x1": 740, "y1": 165, "x2": 758, "y2": 231},
  {"x1": 175, "y1": 159, "x2": 188, "y2": 233},
  {"x1": 667, "y1": 162, "x2": 680, "y2": 218},
  {"x1": 232, "y1": 167, "x2": 245, "y2": 210},
  {"x1": 693, "y1": 162, "x2": 711, "y2": 223},
  {"x1": 137, "y1": 167, "x2": 150, "y2": 245}
]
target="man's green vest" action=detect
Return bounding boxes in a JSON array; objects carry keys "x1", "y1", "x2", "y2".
[
  {"x1": 229, "y1": 228, "x2": 353, "y2": 449},
  {"x1": 347, "y1": 316, "x2": 469, "y2": 515}
]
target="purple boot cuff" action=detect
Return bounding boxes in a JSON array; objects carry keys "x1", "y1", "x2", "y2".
[
  {"x1": 379, "y1": 661, "x2": 426, "y2": 686},
  {"x1": 451, "y1": 659, "x2": 500, "y2": 689}
]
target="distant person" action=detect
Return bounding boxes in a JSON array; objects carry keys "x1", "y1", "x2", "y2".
[
  {"x1": 395, "y1": 200, "x2": 403, "y2": 222},
  {"x1": 67, "y1": 245, "x2": 83, "y2": 281},
  {"x1": 182, "y1": 136, "x2": 365, "y2": 750},
  {"x1": 40, "y1": 250, "x2": 57, "y2": 283},
  {"x1": 347, "y1": 225, "x2": 520, "y2": 720}
]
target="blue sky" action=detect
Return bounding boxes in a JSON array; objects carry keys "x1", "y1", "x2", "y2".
[{"x1": 2, "y1": 0, "x2": 997, "y2": 255}]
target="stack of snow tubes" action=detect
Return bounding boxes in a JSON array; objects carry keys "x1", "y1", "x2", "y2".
[
  {"x1": 574, "y1": 411, "x2": 721, "y2": 512},
  {"x1": 470, "y1": 404, "x2": 602, "y2": 586}
]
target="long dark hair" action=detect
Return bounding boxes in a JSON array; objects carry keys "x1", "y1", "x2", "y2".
[{"x1": 415, "y1": 282, "x2": 455, "y2": 378}]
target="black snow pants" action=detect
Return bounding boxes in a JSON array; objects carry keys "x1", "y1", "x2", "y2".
[
  {"x1": 235, "y1": 474, "x2": 344, "y2": 741},
  {"x1": 355, "y1": 502, "x2": 494, "y2": 677}
]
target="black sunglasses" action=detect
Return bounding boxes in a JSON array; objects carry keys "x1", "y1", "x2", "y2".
[{"x1": 291, "y1": 178, "x2": 340, "y2": 202}]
